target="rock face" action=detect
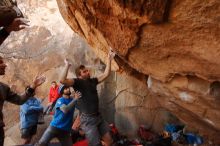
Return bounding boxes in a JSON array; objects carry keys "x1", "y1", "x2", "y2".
[
  {"x1": 56, "y1": 0, "x2": 220, "y2": 143},
  {"x1": 99, "y1": 72, "x2": 174, "y2": 138},
  {"x1": 0, "y1": 0, "x2": 102, "y2": 138},
  {"x1": 1, "y1": 1, "x2": 165, "y2": 144}
]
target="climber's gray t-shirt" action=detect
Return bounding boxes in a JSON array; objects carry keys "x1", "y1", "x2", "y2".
[{"x1": 72, "y1": 78, "x2": 99, "y2": 114}]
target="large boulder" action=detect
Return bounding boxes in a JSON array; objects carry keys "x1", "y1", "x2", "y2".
[{"x1": 56, "y1": 0, "x2": 220, "y2": 143}]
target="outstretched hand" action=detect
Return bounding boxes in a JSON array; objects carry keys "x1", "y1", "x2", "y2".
[
  {"x1": 31, "y1": 75, "x2": 46, "y2": 89},
  {"x1": 72, "y1": 91, "x2": 82, "y2": 100},
  {"x1": 108, "y1": 47, "x2": 116, "y2": 60},
  {"x1": 64, "y1": 58, "x2": 71, "y2": 67},
  {"x1": 5, "y1": 18, "x2": 29, "y2": 33}
]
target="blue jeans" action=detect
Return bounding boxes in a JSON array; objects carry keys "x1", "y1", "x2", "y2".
[
  {"x1": 37, "y1": 126, "x2": 72, "y2": 146},
  {"x1": 80, "y1": 113, "x2": 110, "y2": 146}
]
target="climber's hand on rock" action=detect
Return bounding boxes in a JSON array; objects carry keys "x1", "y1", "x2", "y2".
[
  {"x1": 73, "y1": 91, "x2": 81, "y2": 100},
  {"x1": 108, "y1": 47, "x2": 115, "y2": 60}
]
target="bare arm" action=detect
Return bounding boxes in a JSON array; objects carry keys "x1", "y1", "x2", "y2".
[
  {"x1": 60, "y1": 99, "x2": 77, "y2": 114},
  {"x1": 60, "y1": 59, "x2": 74, "y2": 86},
  {"x1": 60, "y1": 91, "x2": 81, "y2": 114},
  {"x1": 97, "y1": 49, "x2": 115, "y2": 83},
  {"x1": 7, "y1": 88, "x2": 34, "y2": 105},
  {"x1": 6, "y1": 75, "x2": 46, "y2": 105}
]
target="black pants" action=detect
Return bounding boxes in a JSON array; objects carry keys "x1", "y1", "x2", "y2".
[{"x1": 0, "y1": 127, "x2": 4, "y2": 146}]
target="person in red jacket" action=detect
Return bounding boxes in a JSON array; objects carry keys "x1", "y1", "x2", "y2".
[
  {"x1": 44, "y1": 81, "x2": 60, "y2": 115},
  {"x1": 49, "y1": 81, "x2": 60, "y2": 104}
]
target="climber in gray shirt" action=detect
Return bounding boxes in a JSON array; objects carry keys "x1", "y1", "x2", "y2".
[{"x1": 60, "y1": 48, "x2": 115, "y2": 146}]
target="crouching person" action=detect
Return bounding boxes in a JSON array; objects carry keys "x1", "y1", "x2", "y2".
[
  {"x1": 20, "y1": 90, "x2": 44, "y2": 145},
  {"x1": 37, "y1": 85, "x2": 81, "y2": 146}
]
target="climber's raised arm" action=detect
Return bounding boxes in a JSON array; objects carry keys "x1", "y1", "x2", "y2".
[{"x1": 97, "y1": 49, "x2": 115, "y2": 83}]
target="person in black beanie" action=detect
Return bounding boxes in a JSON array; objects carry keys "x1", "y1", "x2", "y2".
[{"x1": 37, "y1": 85, "x2": 81, "y2": 146}]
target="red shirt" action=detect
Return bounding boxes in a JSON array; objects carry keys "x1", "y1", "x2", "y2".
[{"x1": 49, "y1": 86, "x2": 60, "y2": 103}]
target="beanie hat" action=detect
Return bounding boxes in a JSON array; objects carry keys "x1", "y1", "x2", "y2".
[{"x1": 58, "y1": 84, "x2": 68, "y2": 95}]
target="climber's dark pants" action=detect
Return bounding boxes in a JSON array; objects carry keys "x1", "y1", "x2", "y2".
[{"x1": 80, "y1": 113, "x2": 110, "y2": 146}]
